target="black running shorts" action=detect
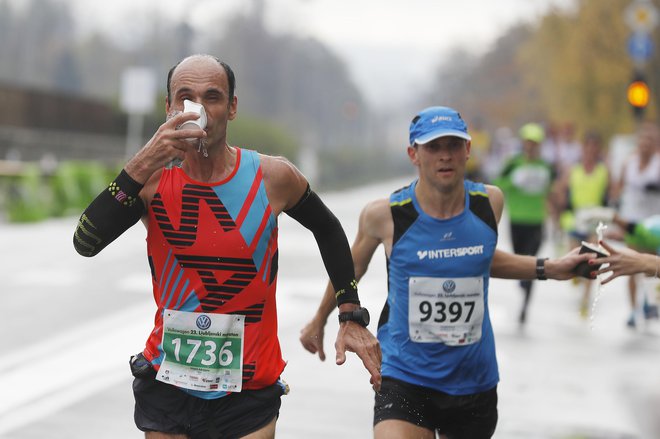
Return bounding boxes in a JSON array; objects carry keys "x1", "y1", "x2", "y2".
[
  {"x1": 132, "y1": 370, "x2": 284, "y2": 439},
  {"x1": 374, "y1": 377, "x2": 498, "y2": 439}
]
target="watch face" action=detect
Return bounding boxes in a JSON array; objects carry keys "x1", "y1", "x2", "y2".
[
  {"x1": 359, "y1": 308, "x2": 370, "y2": 326},
  {"x1": 339, "y1": 308, "x2": 370, "y2": 327}
]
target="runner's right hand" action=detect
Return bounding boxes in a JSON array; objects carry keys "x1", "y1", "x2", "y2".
[{"x1": 300, "y1": 318, "x2": 326, "y2": 361}]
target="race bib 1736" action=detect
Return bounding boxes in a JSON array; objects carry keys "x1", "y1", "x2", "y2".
[{"x1": 157, "y1": 310, "x2": 245, "y2": 392}]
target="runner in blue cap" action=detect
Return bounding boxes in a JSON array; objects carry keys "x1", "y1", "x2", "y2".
[{"x1": 300, "y1": 106, "x2": 593, "y2": 439}]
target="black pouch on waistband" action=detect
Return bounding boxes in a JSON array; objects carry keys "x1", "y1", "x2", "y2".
[{"x1": 129, "y1": 352, "x2": 156, "y2": 378}]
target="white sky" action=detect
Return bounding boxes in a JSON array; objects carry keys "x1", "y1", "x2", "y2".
[{"x1": 64, "y1": 0, "x2": 576, "y2": 107}]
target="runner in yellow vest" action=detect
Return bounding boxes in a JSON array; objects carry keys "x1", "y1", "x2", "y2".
[{"x1": 553, "y1": 131, "x2": 612, "y2": 317}]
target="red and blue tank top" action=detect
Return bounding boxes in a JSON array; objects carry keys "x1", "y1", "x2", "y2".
[{"x1": 143, "y1": 147, "x2": 284, "y2": 397}]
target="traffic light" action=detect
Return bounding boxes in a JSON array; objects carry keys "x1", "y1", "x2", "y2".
[{"x1": 627, "y1": 71, "x2": 650, "y2": 120}]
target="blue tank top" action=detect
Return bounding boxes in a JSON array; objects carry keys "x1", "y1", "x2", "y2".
[{"x1": 380, "y1": 179, "x2": 499, "y2": 395}]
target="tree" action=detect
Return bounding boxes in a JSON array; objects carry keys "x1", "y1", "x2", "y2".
[
  {"x1": 430, "y1": 0, "x2": 647, "y2": 139},
  {"x1": 520, "y1": 0, "x2": 634, "y2": 137}
]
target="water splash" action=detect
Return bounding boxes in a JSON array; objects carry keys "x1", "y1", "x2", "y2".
[
  {"x1": 589, "y1": 222, "x2": 608, "y2": 330},
  {"x1": 198, "y1": 139, "x2": 209, "y2": 158},
  {"x1": 595, "y1": 221, "x2": 607, "y2": 242}
]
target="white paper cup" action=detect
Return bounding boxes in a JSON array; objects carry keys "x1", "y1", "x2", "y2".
[{"x1": 179, "y1": 99, "x2": 207, "y2": 131}]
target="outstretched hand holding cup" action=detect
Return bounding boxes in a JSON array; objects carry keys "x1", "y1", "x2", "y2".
[
  {"x1": 591, "y1": 240, "x2": 660, "y2": 284},
  {"x1": 574, "y1": 241, "x2": 608, "y2": 279}
]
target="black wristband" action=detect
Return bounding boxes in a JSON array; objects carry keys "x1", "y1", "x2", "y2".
[
  {"x1": 335, "y1": 279, "x2": 360, "y2": 306},
  {"x1": 110, "y1": 169, "x2": 144, "y2": 206},
  {"x1": 536, "y1": 257, "x2": 548, "y2": 280}
]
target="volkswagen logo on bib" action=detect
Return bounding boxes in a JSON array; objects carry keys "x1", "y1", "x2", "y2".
[
  {"x1": 196, "y1": 314, "x2": 212, "y2": 330},
  {"x1": 442, "y1": 280, "x2": 456, "y2": 293}
]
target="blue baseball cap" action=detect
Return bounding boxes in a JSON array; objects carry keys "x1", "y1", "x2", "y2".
[{"x1": 409, "y1": 106, "x2": 471, "y2": 145}]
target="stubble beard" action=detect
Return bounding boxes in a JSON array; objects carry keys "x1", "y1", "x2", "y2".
[
  {"x1": 437, "y1": 179, "x2": 460, "y2": 195},
  {"x1": 428, "y1": 168, "x2": 461, "y2": 195}
]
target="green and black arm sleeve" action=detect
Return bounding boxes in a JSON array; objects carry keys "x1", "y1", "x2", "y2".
[
  {"x1": 73, "y1": 169, "x2": 145, "y2": 257},
  {"x1": 285, "y1": 185, "x2": 360, "y2": 306}
]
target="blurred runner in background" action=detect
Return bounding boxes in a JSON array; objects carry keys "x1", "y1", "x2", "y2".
[
  {"x1": 611, "y1": 122, "x2": 660, "y2": 328},
  {"x1": 495, "y1": 123, "x2": 555, "y2": 324},
  {"x1": 465, "y1": 115, "x2": 491, "y2": 183},
  {"x1": 541, "y1": 121, "x2": 582, "y2": 177},
  {"x1": 552, "y1": 131, "x2": 612, "y2": 317}
]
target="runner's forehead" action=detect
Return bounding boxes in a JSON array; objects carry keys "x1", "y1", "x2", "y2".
[
  {"x1": 170, "y1": 58, "x2": 228, "y2": 94},
  {"x1": 422, "y1": 137, "x2": 466, "y2": 149}
]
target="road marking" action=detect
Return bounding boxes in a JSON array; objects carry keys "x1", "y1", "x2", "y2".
[{"x1": 0, "y1": 302, "x2": 153, "y2": 434}]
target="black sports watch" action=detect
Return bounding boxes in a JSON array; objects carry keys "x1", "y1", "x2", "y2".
[
  {"x1": 536, "y1": 257, "x2": 548, "y2": 281},
  {"x1": 338, "y1": 307, "x2": 370, "y2": 327}
]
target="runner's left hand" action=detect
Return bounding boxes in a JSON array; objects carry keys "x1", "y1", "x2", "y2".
[{"x1": 335, "y1": 322, "x2": 382, "y2": 391}]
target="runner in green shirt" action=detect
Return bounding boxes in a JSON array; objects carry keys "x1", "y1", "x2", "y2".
[{"x1": 495, "y1": 123, "x2": 555, "y2": 324}]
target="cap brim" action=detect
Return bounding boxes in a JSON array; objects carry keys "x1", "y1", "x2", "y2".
[{"x1": 414, "y1": 129, "x2": 471, "y2": 145}]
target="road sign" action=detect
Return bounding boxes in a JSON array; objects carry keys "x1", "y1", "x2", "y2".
[
  {"x1": 625, "y1": 0, "x2": 659, "y2": 32},
  {"x1": 627, "y1": 31, "x2": 655, "y2": 62},
  {"x1": 120, "y1": 67, "x2": 157, "y2": 115}
]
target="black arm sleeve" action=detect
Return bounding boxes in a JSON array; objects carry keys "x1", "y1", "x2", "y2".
[
  {"x1": 73, "y1": 169, "x2": 145, "y2": 257},
  {"x1": 284, "y1": 185, "x2": 360, "y2": 306}
]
